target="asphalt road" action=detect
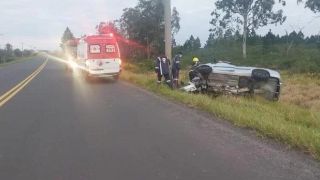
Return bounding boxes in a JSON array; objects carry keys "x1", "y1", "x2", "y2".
[
  {"x1": 0, "y1": 58, "x2": 44, "y2": 96},
  {"x1": 0, "y1": 56, "x2": 319, "y2": 180}
]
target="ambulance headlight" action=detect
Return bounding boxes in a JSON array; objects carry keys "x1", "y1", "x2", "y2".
[
  {"x1": 85, "y1": 60, "x2": 90, "y2": 66},
  {"x1": 67, "y1": 56, "x2": 73, "y2": 61}
]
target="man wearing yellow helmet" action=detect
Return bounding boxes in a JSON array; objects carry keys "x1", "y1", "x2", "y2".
[
  {"x1": 189, "y1": 57, "x2": 201, "y2": 81},
  {"x1": 192, "y1": 57, "x2": 200, "y2": 67}
]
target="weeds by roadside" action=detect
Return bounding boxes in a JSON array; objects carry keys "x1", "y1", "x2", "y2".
[
  {"x1": 281, "y1": 72, "x2": 320, "y2": 111},
  {"x1": 0, "y1": 56, "x2": 35, "y2": 67}
]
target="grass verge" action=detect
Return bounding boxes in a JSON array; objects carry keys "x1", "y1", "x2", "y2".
[
  {"x1": 281, "y1": 72, "x2": 320, "y2": 111},
  {"x1": 121, "y1": 64, "x2": 320, "y2": 160},
  {"x1": 0, "y1": 56, "x2": 34, "y2": 67}
]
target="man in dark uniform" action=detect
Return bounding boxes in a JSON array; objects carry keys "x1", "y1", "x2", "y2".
[
  {"x1": 155, "y1": 56, "x2": 171, "y2": 85},
  {"x1": 172, "y1": 52, "x2": 183, "y2": 87}
]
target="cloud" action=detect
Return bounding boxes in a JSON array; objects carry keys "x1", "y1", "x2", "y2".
[{"x1": 0, "y1": 0, "x2": 137, "y2": 50}]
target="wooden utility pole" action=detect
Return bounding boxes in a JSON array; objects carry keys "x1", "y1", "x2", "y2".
[
  {"x1": 163, "y1": 0, "x2": 172, "y2": 61},
  {"x1": 21, "y1": 43, "x2": 24, "y2": 57},
  {"x1": 163, "y1": 0, "x2": 174, "y2": 88}
]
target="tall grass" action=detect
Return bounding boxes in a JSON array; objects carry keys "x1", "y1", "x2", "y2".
[
  {"x1": 281, "y1": 72, "x2": 320, "y2": 111},
  {"x1": 121, "y1": 64, "x2": 320, "y2": 160}
]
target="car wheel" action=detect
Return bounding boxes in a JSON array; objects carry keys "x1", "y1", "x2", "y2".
[
  {"x1": 262, "y1": 78, "x2": 279, "y2": 101},
  {"x1": 114, "y1": 75, "x2": 120, "y2": 81}
]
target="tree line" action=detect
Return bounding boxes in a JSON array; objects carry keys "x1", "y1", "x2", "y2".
[
  {"x1": 206, "y1": 30, "x2": 319, "y2": 49},
  {"x1": 0, "y1": 43, "x2": 34, "y2": 64},
  {"x1": 116, "y1": 0, "x2": 320, "y2": 60},
  {"x1": 173, "y1": 29, "x2": 320, "y2": 56},
  {"x1": 209, "y1": 0, "x2": 319, "y2": 59}
]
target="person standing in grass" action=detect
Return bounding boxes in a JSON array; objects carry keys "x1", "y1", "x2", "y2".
[
  {"x1": 189, "y1": 57, "x2": 201, "y2": 81},
  {"x1": 172, "y1": 52, "x2": 183, "y2": 87},
  {"x1": 192, "y1": 57, "x2": 200, "y2": 67},
  {"x1": 155, "y1": 55, "x2": 171, "y2": 86}
]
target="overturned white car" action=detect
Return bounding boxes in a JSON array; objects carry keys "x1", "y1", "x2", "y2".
[{"x1": 182, "y1": 62, "x2": 281, "y2": 101}]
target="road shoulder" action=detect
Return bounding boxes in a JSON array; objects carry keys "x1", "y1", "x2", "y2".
[{"x1": 120, "y1": 80, "x2": 320, "y2": 174}]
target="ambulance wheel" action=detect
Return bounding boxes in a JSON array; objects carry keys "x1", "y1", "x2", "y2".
[
  {"x1": 85, "y1": 74, "x2": 92, "y2": 82},
  {"x1": 65, "y1": 65, "x2": 72, "y2": 72},
  {"x1": 114, "y1": 75, "x2": 120, "y2": 81}
]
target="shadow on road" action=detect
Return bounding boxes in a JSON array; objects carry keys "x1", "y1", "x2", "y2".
[{"x1": 85, "y1": 77, "x2": 118, "y2": 84}]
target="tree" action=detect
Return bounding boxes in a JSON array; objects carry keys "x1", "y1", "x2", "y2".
[
  {"x1": 5, "y1": 43, "x2": 13, "y2": 57},
  {"x1": 183, "y1": 35, "x2": 201, "y2": 51},
  {"x1": 297, "y1": 31, "x2": 305, "y2": 43},
  {"x1": 210, "y1": 0, "x2": 286, "y2": 59},
  {"x1": 120, "y1": 0, "x2": 164, "y2": 56},
  {"x1": 13, "y1": 49, "x2": 22, "y2": 57},
  {"x1": 224, "y1": 29, "x2": 234, "y2": 40},
  {"x1": 234, "y1": 30, "x2": 242, "y2": 41},
  {"x1": 22, "y1": 50, "x2": 33, "y2": 56},
  {"x1": 281, "y1": 30, "x2": 305, "y2": 56},
  {"x1": 298, "y1": 0, "x2": 320, "y2": 13},
  {"x1": 172, "y1": 7, "x2": 181, "y2": 47},
  {"x1": 194, "y1": 37, "x2": 201, "y2": 49},
  {"x1": 287, "y1": 31, "x2": 305, "y2": 44},
  {"x1": 0, "y1": 49, "x2": 6, "y2": 63},
  {"x1": 263, "y1": 29, "x2": 276, "y2": 53},
  {"x1": 61, "y1": 27, "x2": 75, "y2": 44},
  {"x1": 306, "y1": 35, "x2": 320, "y2": 45},
  {"x1": 119, "y1": 0, "x2": 180, "y2": 57},
  {"x1": 96, "y1": 21, "x2": 121, "y2": 35},
  {"x1": 60, "y1": 27, "x2": 75, "y2": 52},
  {"x1": 205, "y1": 33, "x2": 215, "y2": 48},
  {"x1": 183, "y1": 35, "x2": 195, "y2": 51}
]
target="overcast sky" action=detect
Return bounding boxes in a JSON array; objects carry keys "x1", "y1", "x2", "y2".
[{"x1": 0, "y1": 0, "x2": 319, "y2": 50}]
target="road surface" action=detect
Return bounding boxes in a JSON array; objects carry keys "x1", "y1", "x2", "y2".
[{"x1": 0, "y1": 56, "x2": 319, "y2": 180}]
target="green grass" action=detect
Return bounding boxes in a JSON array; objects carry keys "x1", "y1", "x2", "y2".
[
  {"x1": 121, "y1": 64, "x2": 320, "y2": 160},
  {"x1": 0, "y1": 54, "x2": 36, "y2": 67}
]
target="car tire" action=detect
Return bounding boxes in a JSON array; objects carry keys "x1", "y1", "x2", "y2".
[
  {"x1": 262, "y1": 78, "x2": 280, "y2": 101},
  {"x1": 114, "y1": 75, "x2": 120, "y2": 81}
]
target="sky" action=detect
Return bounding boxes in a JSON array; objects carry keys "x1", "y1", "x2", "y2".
[{"x1": 0, "y1": 0, "x2": 319, "y2": 51}]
